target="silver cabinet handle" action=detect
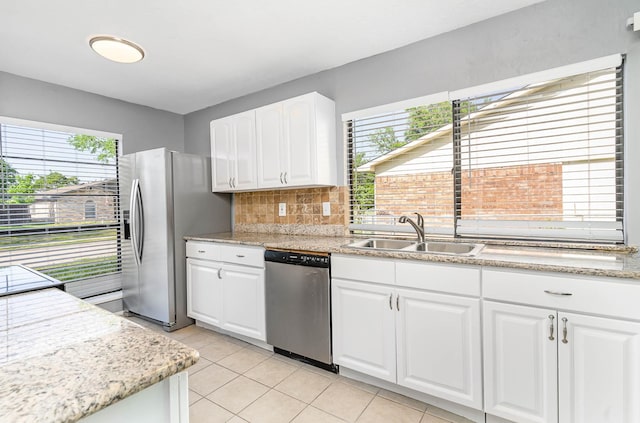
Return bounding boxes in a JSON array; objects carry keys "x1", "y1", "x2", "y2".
[
  {"x1": 198, "y1": 250, "x2": 206, "y2": 253},
  {"x1": 217, "y1": 268, "x2": 223, "y2": 279},
  {"x1": 389, "y1": 294, "x2": 393, "y2": 310},
  {"x1": 544, "y1": 290, "x2": 573, "y2": 296},
  {"x1": 548, "y1": 315, "x2": 555, "y2": 341},
  {"x1": 228, "y1": 178, "x2": 232, "y2": 188},
  {"x1": 284, "y1": 172, "x2": 288, "y2": 184},
  {"x1": 236, "y1": 254, "x2": 245, "y2": 258},
  {"x1": 280, "y1": 172, "x2": 284, "y2": 184},
  {"x1": 562, "y1": 317, "x2": 568, "y2": 344},
  {"x1": 233, "y1": 177, "x2": 236, "y2": 187},
  {"x1": 396, "y1": 295, "x2": 400, "y2": 311}
]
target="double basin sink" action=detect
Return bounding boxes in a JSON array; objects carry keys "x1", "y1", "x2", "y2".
[{"x1": 344, "y1": 238, "x2": 484, "y2": 256}]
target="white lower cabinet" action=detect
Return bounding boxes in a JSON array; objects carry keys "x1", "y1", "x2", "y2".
[
  {"x1": 331, "y1": 255, "x2": 483, "y2": 410},
  {"x1": 186, "y1": 258, "x2": 223, "y2": 327},
  {"x1": 558, "y1": 312, "x2": 640, "y2": 423},
  {"x1": 396, "y1": 288, "x2": 482, "y2": 409},
  {"x1": 483, "y1": 301, "x2": 558, "y2": 423},
  {"x1": 332, "y1": 279, "x2": 396, "y2": 382},
  {"x1": 484, "y1": 300, "x2": 640, "y2": 423},
  {"x1": 186, "y1": 242, "x2": 265, "y2": 341},
  {"x1": 219, "y1": 263, "x2": 265, "y2": 340}
]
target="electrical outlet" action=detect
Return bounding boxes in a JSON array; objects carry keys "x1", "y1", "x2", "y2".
[
  {"x1": 322, "y1": 202, "x2": 331, "y2": 216},
  {"x1": 278, "y1": 202, "x2": 287, "y2": 217}
]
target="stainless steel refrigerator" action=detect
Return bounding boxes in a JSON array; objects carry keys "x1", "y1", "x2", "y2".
[{"x1": 120, "y1": 148, "x2": 230, "y2": 331}]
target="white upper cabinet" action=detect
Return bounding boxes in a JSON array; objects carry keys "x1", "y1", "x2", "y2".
[
  {"x1": 210, "y1": 110, "x2": 257, "y2": 192},
  {"x1": 212, "y1": 92, "x2": 336, "y2": 192},
  {"x1": 254, "y1": 102, "x2": 285, "y2": 188},
  {"x1": 255, "y1": 92, "x2": 337, "y2": 190}
]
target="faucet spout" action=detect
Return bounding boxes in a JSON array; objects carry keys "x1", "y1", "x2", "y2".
[{"x1": 399, "y1": 213, "x2": 425, "y2": 243}]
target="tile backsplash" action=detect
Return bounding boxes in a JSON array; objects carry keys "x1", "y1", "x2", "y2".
[{"x1": 234, "y1": 186, "x2": 348, "y2": 236}]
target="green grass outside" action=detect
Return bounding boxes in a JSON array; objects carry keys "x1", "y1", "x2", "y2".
[
  {"x1": 0, "y1": 229, "x2": 118, "y2": 250},
  {"x1": 0, "y1": 220, "x2": 118, "y2": 231},
  {"x1": 37, "y1": 255, "x2": 119, "y2": 282}
]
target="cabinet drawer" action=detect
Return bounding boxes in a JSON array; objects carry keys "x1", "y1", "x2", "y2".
[
  {"x1": 396, "y1": 261, "x2": 480, "y2": 296},
  {"x1": 186, "y1": 241, "x2": 220, "y2": 261},
  {"x1": 331, "y1": 254, "x2": 394, "y2": 285},
  {"x1": 483, "y1": 268, "x2": 640, "y2": 321},
  {"x1": 219, "y1": 244, "x2": 264, "y2": 267}
]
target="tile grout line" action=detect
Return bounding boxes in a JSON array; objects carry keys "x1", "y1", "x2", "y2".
[{"x1": 165, "y1": 324, "x2": 464, "y2": 423}]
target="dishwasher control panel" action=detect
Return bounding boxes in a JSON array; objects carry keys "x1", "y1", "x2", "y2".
[{"x1": 264, "y1": 250, "x2": 329, "y2": 268}]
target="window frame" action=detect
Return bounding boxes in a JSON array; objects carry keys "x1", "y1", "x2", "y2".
[
  {"x1": 344, "y1": 54, "x2": 625, "y2": 244},
  {"x1": 0, "y1": 116, "x2": 124, "y2": 297}
]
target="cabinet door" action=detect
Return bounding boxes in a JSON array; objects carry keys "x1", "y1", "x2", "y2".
[
  {"x1": 233, "y1": 111, "x2": 257, "y2": 190},
  {"x1": 220, "y1": 264, "x2": 265, "y2": 341},
  {"x1": 558, "y1": 312, "x2": 640, "y2": 423},
  {"x1": 483, "y1": 301, "x2": 558, "y2": 423},
  {"x1": 396, "y1": 289, "x2": 482, "y2": 410},
  {"x1": 283, "y1": 95, "x2": 315, "y2": 186},
  {"x1": 210, "y1": 118, "x2": 233, "y2": 192},
  {"x1": 332, "y1": 278, "x2": 396, "y2": 382},
  {"x1": 256, "y1": 103, "x2": 285, "y2": 189},
  {"x1": 186, "y1": 258, "x2": 223, "y2": 326}
]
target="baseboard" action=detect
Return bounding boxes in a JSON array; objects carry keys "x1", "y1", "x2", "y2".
[
  {"x1": 84, "y1": 291, "x2": 123, "y2": 313},
  {"x1": 194, "y1": 320, "x2": 273, "y2": 351}
]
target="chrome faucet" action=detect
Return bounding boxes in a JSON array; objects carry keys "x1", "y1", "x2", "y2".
[{"x1": 398, "y1": 212, "x2": 425, "y2": 243}]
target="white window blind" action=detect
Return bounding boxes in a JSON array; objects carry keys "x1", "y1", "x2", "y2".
[
  {"x1": 454, "y1": 65, "x2": 624, "y2": 242},
  {"x1": 347, "y1": 100, "x2": 456, "y2": 236},
  {"x1": 0, "y1": 122, "x2": 122, "y2": 297}
]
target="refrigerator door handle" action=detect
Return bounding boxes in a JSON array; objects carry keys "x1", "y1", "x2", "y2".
[{"x1": 130, "y1": 179, "x2": 144, "y2": 266}]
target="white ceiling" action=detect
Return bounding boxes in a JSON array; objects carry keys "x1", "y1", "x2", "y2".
[{"x1": 0, "y1": 0, "x2": 543, "y2": 115}]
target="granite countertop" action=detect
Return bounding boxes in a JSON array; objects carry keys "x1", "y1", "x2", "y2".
[
  {"x1": 186, "y1": 232, "x2": 640, "y2": 279},
  {"x1": 0, "y1": 288, "x2": 199, "y2": 423}
]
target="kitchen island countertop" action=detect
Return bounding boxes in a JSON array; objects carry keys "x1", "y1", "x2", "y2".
[
  {"x1": 186, "y1": 232, "x2": 640, "y2": 280},
  {"x1": 0, "y1": 288, "x2": 198, "y2": 423}
]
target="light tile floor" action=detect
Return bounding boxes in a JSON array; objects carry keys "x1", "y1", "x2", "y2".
[{"x1": 128, "y1": 317, "x2": 471, "y2": 423}]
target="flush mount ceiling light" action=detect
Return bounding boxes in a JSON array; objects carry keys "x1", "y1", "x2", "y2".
[{"x1": 89, "y1": 36, "x2": 145, "y2": 63}]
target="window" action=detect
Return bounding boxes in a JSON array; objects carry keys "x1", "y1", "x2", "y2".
[
  {"x1": 84, "y1": 200, "x2": 97, "y2": 220},
  {"x1": 347, "y1": 98, "x2": 455, "y2": 236},
  {"x1": 0, "y1": 119, "x2": 122, "y2": 297},
  {"x1": 347, "y1": 57, "x2": 624, "y2": 243}
]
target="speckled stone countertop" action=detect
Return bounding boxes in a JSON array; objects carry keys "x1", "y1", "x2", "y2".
[
  {"x1": 0, "y1": 288, "x2": 199, "y2": 423},
  {"x1": 186, "y1": 232, "x2": 640, "y2": 279}
]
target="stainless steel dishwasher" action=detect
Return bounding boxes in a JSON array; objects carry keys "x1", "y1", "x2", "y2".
[{"x1": 264, "y1": 250, "x2": 337, "y2": 372}]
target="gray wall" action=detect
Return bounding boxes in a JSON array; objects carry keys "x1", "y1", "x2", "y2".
[
  {"x1": 184, "y1": 0, "x2": 640, "y2": 245},
  {"x1": 0, "y1": 71, "x2": 184, "y2": 154}
]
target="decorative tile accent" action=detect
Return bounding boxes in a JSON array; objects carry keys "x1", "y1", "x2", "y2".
[{"x1": 234, "y1": 186, "x2": 348, "y2": 235}]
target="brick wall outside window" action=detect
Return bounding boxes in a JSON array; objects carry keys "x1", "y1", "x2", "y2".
[{"x1": 373, "y1": 163, "x2": 563, "y2": 221}]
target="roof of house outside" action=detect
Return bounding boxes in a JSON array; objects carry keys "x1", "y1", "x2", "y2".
[
  {"x1": 355, "y1": 82, "x2": 551, "y2": 173},
  {"x1": 34, "y1": 179, "x2": 116, "y2": 201}
]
